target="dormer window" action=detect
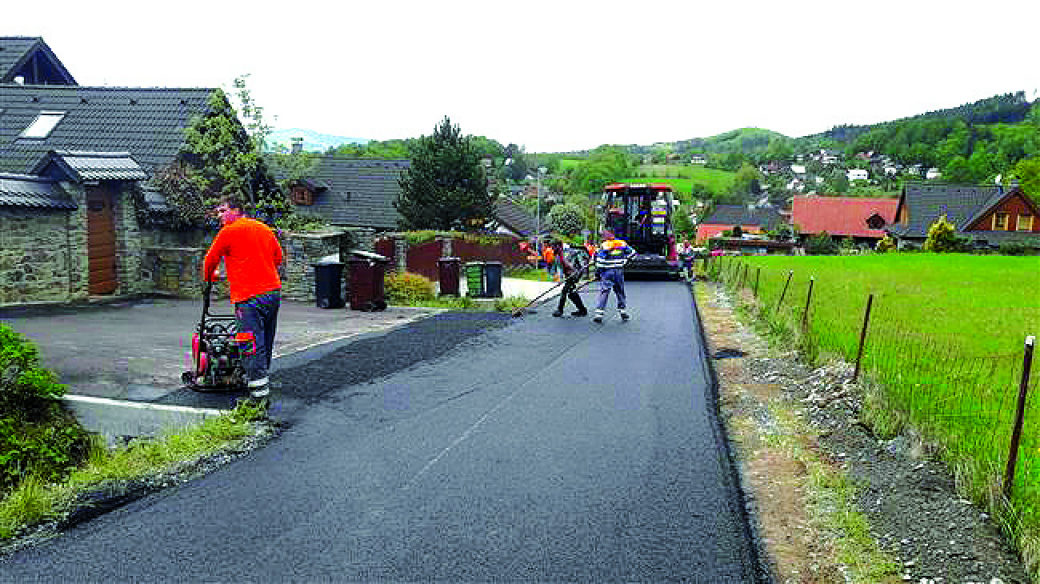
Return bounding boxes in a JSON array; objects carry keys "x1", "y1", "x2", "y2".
[
  {"x1": 291, "y1": 186, "x2": 313, "y2": 206},
  {"x1": 20, "y1": 111, "x2": 65, "y2": 138}
]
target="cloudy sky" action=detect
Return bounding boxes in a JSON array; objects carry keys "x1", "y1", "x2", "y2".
[{"x1": 7, "y1": 0, "x2": 1038, "y2": 152}]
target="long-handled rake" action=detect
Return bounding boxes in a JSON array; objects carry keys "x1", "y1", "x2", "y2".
[{"x1": 511, "y1": 263, "x2": 597, "y2": 318}]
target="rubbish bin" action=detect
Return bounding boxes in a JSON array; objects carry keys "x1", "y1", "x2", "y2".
[
  {"x1": 348, "y1": 255, "x2": 389, "y2": 311},
  {"x1": 438, "y1": 257, "x2": 461, "y2": 296},
  {"x1": 465, "y1": 262, "x2": 485, "y2": 298},
  {"x1": 483, "y1": 261, "x2": 503, "y2": 298},
  {"x1": 312, "y1": 261, "x2": 345, "y2": 309}
]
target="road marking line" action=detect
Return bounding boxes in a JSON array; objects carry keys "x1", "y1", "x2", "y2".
[{"x1": 62, "y1": 394, "x2": 225, "y2": 417}]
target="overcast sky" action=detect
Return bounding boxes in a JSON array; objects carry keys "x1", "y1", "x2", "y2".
[{"x1": 8, "y1": 0, "x2": 1039, "y2": 152}]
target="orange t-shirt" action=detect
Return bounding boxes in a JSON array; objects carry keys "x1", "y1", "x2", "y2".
[{"x1": 203, "y1": 217, "x2": 283, "y2": 304}]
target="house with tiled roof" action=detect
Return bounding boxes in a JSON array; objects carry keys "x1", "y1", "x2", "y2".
[
  {"x1": 695, "y1": 204, "x2": 785, "y2": 242},
  {"x1": 285, "y1": 157, "x2": 410, "y2": 231},
  {"x1": 886, "y1": 182, "x2": 1040, "y2": 250},
  {"x1": 0, "y1": 37, "x2": 75, "y2": 85},
  {"x1": 0, "y1": 38, "x2": 223, "y2": 304},
  {"x1": 284, "y1": 155, "x2": 541, "y2": 237},
  {"x1": 790, "y1": 195, "x2": 899, "y2": 245},
  {"x1": 492, "y1": 195, "x2": 538, "y2": 237}
]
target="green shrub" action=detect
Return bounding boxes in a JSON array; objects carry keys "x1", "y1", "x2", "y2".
[
  {"x1": 0, "y1": 324, "x2": 90, "y2": 493},
  {"x1": 384, "y1": 272, "x2": 435, "y2": 303},
  {"x1": 0, "y1": 324, "x2": 66, "y2": 419},
  {"x1": 998, "y1": 241, "x2": 1030, "y2": 256},
  {"x1": 805, "y1": 232, "x2": 839, "y2": 255},
  {"x1": 875, "y1": 235, "x2": 896, "y2": 253}
]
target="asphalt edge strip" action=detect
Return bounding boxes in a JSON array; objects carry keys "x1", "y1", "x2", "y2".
[{"x1": 687, "y1": 279, "x2": 776, "y2": 584}]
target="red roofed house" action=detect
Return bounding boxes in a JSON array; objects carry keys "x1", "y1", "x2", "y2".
[{"x1": 790, "y1": 195, "x2": 899, "y2": 246}]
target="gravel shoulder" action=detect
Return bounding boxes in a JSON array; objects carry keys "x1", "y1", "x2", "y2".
[{"x1": 697, "y1": 280, "x2": 1031, "y2": 583}]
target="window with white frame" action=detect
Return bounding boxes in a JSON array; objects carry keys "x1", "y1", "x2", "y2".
[{"x1": 1017, "y1": 214, "x2": 1033, "y2": 232}]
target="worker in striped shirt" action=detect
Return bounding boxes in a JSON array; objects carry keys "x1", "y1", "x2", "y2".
[{"x1": 593, "y1": 229, "x2": 636, "y2": 323}]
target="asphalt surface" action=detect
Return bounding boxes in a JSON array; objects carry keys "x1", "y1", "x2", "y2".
[{"x1": 0, "y1": 281, "x2": 762, "y2": 582}]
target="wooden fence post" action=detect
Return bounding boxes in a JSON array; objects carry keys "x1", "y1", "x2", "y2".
[
  {"x1": 1004, "y1": 335, "x2": 1036, "y2": 498},
  {"x1": 852, "y1": 294, "x2": 874, "y2": 382},
  {"x1": 801, "y1": 277, "x2": 815, "y2": 329},
  {"x1": 740, "y1": 263, "x2": 748, "y2": 289},
  {"x1": 754, "y1": 267, "x2": 761, "y2": 297},
  {"x1": 777, "y1": 270, "x2": 793, "y2": 313}
]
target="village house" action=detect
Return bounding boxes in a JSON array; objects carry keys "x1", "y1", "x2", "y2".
[
  {"x1": 790, "y1": 195, "x2": 899, "y2": 246},
  {"x1": 695, "y1": 204, "x2": 785, "y2": 242},
  {"x1": 846, "y1": 168, "x2": 869, "y2": 182},
  {"x1": 0, "y1": 37, "x2": 359, "y2": 306},
  {"x1": 885, "y1": 182, "x2": 1040, "y2": 250}
]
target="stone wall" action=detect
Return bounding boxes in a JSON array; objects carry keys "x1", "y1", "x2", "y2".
[
  {"x1": 0, "y1": 194, "x2": 353, "y2": 306},
  {"x1": 280, "y1": 230, "x2": 350, "y2": 303},
  {"x1": 0, "y1": 208, "x2": 75, "y2": 304}
]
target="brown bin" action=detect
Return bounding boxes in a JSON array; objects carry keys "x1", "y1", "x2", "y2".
[
  {"x1": 348, "y1": 256, "x2": 389, "y2": 311},
  {"x1": 438, "y1": 257, "x2": 461, "y2": 296}
]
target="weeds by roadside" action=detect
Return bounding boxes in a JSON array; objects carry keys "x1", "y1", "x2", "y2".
[{"x1": 0, "y1": 399, "x2": 270, "y2": 540}]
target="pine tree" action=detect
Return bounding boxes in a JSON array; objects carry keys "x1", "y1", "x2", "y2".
[{"x1": 395, "y1": 117, "x2": 492, "y2": 231}]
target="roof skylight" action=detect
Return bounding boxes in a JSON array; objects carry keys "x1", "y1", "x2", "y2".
[{"x1": 20, "y1": 111, "x2": 65, "y2": 139}]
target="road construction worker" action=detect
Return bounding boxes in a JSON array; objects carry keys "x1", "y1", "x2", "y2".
[
  {"x1": 593, "y1": 229, "x2": 636, "y2": 323},
  {"x1": 203, "y1": 197, "x2": 283, "y2": 399},
  {"x1": 549, "y1": 239, "x2": 588, "y2": 318}
]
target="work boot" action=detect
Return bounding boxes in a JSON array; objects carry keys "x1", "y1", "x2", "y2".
[
  {"x1": 592, "y1": 310, "x2": 604, "y2": 324},
  {"x1": 619, "y1": 310, "x2": 630, "y2": 322},
  {"x1": 571, "y1": 309, "x2": 587, "y2": 317},
  {"x1": 552, "y1": 310, "x2": 563, "y2": 317}
]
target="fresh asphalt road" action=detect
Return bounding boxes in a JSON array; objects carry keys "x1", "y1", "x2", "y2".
[{"x1": 1, "y1": 281, "x2": 762, "y2": 582}]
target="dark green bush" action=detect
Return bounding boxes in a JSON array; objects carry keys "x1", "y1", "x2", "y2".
[
  {"x1": 0, "y1": 324, "x2": 90, "y2": 492},
  {"x1": 998, "y1": 241, "x2": 1030, "y2": 256},
  {"x1": 805, "y1": 232, "x2": 840, "y2": 255}
]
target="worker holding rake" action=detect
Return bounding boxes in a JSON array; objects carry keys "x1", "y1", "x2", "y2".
[{"x1": 549, "y1": 239, "x2": 588, "y2": 318}]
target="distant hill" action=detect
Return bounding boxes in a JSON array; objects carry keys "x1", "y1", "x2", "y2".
[
  {"x1": 266, "y1": 128, "x2": 369, "y2": 153},
  {"x1": 675, "y1": 128, "x2": 791, "y2": 155}
]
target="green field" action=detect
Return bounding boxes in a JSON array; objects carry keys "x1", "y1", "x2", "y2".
[
  {"x1": 624, "y1": 165, "x2": 735, "y2": 199},
  {"x1": 708, "y1": 253, "x2": 1040, "y2": 564}
]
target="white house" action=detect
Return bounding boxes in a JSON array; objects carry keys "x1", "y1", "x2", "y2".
[
  {"x1": 926, "y1": 167, "x2": 942, "y2": 180},
  {"x1": 790, "y1": 164, "x2": 807, "y2": 176},
  {"x1": 847, "y1": 169, "x2": 868, "y2": 182},
  {"x1": 690, "y1": 154, "x2": 707, "y2": 165}
]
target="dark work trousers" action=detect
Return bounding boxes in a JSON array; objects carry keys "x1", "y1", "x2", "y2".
[
  {"x1": 556, "y1": 276, "x2": 587, "y2": 314},
  {"x1": 596, "y1": 268, "x2": 627, "y2": 311},
  {"x1": 234, "y1": 290, "x2": 281, "y2": 386}
]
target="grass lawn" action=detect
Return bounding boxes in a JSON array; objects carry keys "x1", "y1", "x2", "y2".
[
  {"x1": 626, "y1": 165, "x2": 735, "y2": 198},
  {"x1": 708, "y1": 252, "x2": 1040, "y2": 566}
]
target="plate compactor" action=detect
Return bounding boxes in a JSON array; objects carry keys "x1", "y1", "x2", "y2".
[{"x1": 181, "y1": 282, "x2": 251, "y2": 392}]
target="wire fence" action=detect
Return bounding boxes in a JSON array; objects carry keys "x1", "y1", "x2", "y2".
[{"x1": 705, "y1": 255, "x2": 1040, "y2": 505}]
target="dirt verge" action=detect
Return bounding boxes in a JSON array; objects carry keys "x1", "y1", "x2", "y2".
[{"x1": 696, "y1": 281, "x2": 1030, "y2": 583}]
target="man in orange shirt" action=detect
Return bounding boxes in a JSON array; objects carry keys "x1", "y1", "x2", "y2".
[{"x1": 203, "y1": 198, "x2": 284, "y2": 398}]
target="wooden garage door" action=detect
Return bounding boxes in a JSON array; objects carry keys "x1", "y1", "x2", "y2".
[{"x1": 86, "y1": 187, "x2": 117, "y2": 295}]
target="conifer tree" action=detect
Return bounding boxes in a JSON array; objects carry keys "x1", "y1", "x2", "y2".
[{"x1": 395, "y1": 116, "x2": 492, "y2": 231}]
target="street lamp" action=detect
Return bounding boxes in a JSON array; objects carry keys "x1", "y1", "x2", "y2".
[{"x1": 536, "y1": 166, "x2": 547, "y2": 261}]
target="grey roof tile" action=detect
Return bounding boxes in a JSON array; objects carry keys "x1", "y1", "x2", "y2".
[
  {"x1": 0, "y1": 84, "x2": 213, "y2": 176},
  {"x1": 895, "y1": 182, "x2": 1001, "y2": 238},
  {"x1": 493, "y1": 195, "x2": 537, "y2": 235},
  {"x1": 293, "y1": 157, "x2": 409, "y2": 230},
  {"x1": 33, "y1": 150, "x2": 149, "y2": 181},
  {"x1": 0, "y1": 172, "x2": 76, "y2": 209},
  {"x1": 0, "y1": 37, "x2": 75, "y2": 84},
  {"x1": 700, "y1": 204, "x2": 784, "y2": 230}
]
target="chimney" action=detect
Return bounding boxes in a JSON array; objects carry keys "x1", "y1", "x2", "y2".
[{"x1": 291, "y1": 137, "x2": 304, "y2": 154}]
